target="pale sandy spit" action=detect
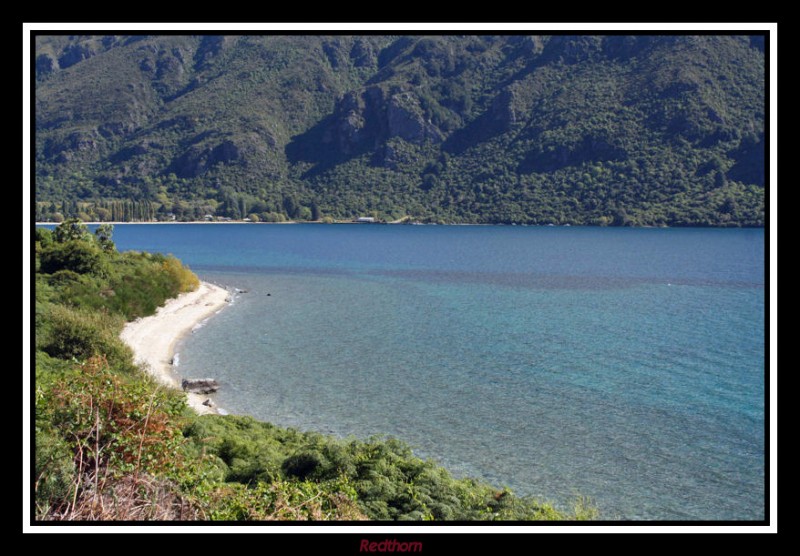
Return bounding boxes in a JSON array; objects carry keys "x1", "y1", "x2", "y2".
[{"x1": 119, "y1": 281, "x2": 230, "y2": 415}]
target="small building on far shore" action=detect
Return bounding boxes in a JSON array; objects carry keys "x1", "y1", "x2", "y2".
[{"x1": 356, "y1": 216, "x2": 376, "y2": 223}]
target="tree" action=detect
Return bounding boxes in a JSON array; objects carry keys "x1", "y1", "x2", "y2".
[
  {"x1": 298, "y1": 206, "x2": 312, "y2": 220},
  {"x1": 39, "y1": 241, "x2": 105, "y2": 275},
  {"x1": 95, "y1": 224, "x2": 115, "y2": 252},
  {"x1": 263, "y1": 212, "x2": 285, "y2": 222},
  {"x1": 53, "y1": 218, "x2": 91, "y2": 243},
  {"x1": 95, "y1": 207, "x2": 111, "y2": 221},
  {"x1": 283, "y1": 195, "x2": 299, "y2": 219},
  {"x1": 250, "y1": 200, "x2": 267, "y2": 214},
  {"x1": 35, "y1": 227, "x2": 54, "y2": 248}
]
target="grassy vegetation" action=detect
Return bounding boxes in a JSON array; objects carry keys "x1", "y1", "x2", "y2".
[
  {"x1": 34, "y1": 35, "x2": 764, "y2": 226},
  {"x1": 34, "y1": 220, "x2": 596, "y2": 521}
]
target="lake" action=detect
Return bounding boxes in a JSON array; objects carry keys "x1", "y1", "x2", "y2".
[{"x1": 104, "y1": 223, "x2": 765, "y2": 520}]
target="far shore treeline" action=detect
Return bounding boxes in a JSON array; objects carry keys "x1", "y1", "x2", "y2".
[{"x1": 34, "y1": 219, "x2": 597, "y2": 521}]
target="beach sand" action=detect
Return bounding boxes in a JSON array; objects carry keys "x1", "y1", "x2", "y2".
[{"x1": 119, "y1": 281, "x2": 230, "y2": 415}]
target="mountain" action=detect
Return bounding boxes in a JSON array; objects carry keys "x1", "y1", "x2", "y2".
[{"x1": 34, "y1": 34, "x2": 766, "y2": 226}]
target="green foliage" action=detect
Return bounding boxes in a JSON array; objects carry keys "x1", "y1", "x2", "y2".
[
  {"x1": 282, "y1": 452, "x2": 327, "y2": 480},
  {"x1": 37, "y1": 221, "x2": 201, "y2": 320},
  {"x1": 34, "y1": 35, "x2": 764, "y2": 226},
  {"x1": 39, "y1": 240, "x2": 106, "y2": 276},
  {"x1": 53, "y1": 218, "x2": 91, "y2": 243},
  {"x1": 94, "y1": 223, "x2": 115, "y2": 251},
  {"x1": 34, "y1": 224, "x2": 224, "y2": 520},
  {"x1": 38, "y1": 304, "x2": 132, "y2": 367},
  {"x1": 35, "y1": 227, "x2": 54, "y2": 248},
  {"x1": 34, "y1": 427, "x2": 76, "y2": 511},
  {"x1": 45, "y1": 356, "x2": 188, "y2": 475},
  {"x1": 184, "y1": 415, "x2": 591, "y2": 520},
  {"x1": 35, "y1": 355, "x2": 197, "y2": 519},
  {"x1": 205, "y1": 478, "x2": 366, "y2": 521}
]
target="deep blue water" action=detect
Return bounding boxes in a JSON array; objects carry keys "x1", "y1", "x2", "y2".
[{"x1": 93, "y1": 224, "x2": 765, "y2": 519}]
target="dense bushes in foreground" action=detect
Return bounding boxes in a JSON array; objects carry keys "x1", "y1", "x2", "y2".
[
  {"x1": 183, "y1": 415, "x2": 595, "y2": 520},
  {"x1": 34, "y1": 220, "x2": 595, "y2": 521}
]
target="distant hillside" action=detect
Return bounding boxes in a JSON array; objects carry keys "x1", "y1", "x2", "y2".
[{"x1": 34, "y1": 35, "x2": 765, "y2": 226}]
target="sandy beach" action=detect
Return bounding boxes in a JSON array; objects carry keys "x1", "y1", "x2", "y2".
[{"x1": 119, "y1": 281, "x2": 230, "y2": 415}]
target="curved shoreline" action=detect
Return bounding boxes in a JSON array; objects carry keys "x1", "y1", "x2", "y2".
[{"x1": 119, "y1": 281, "x2": 230, "y2": 415}]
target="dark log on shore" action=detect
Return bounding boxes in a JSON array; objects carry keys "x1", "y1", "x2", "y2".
[{"x1": 182, "y1": 378, "x2": 219, "y2": 394}]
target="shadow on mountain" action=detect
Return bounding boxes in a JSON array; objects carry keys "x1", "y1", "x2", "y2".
[
  {"x1": 727, "y1": 132, "x2": 765, "y2": 186},
  {"x1": 517, "y1": 136, "x2": 626, "y2": 174},
  {"x1": 285, "y1": 115, "x2": 373, "y2": 179},
  {"x1": 442, "y1": 110, "x2": 506, "y2": 155}
]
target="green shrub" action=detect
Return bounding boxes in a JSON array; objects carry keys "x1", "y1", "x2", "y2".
[
  {"x1": 48, "y1": 269, "x2": 85, "y2": 287},
  {"x1": 35, "y1": 227, "x2": 54, "y2": 248},
  {"x1": 207, "y1": 479, "x2": 366, "y2": 521},
  {"x1": 85, "y1": 253, "x2": 200, "y2": 319},
  {"x1": 34, "y1": 427, "x2": 76, "y2": 513},
  {"x1": 39, "y1": 241, "x2": 107, "y2": 276},
  {"x1": 282, "y1": 452, "x2": 327, "y2": 480},
  {"x1": 39, "y1": 304, "x2": 131, "y2": 368},
  {"x1": 184, "y1": 415, "x2": 594, "y2": 520}
]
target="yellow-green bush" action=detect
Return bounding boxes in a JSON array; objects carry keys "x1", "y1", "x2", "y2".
[{"x1": 161, "y1": 256, "x2": 200, "y2": 293}]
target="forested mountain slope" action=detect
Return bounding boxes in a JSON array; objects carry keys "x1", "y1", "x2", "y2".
[{"x1": 35, "y1": 35, "x2": 765, "y2": 225}]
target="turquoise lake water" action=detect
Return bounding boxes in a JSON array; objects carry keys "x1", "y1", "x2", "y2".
[{"x1": 103, "y1": 224, "x2": 765, "y2": 520}]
